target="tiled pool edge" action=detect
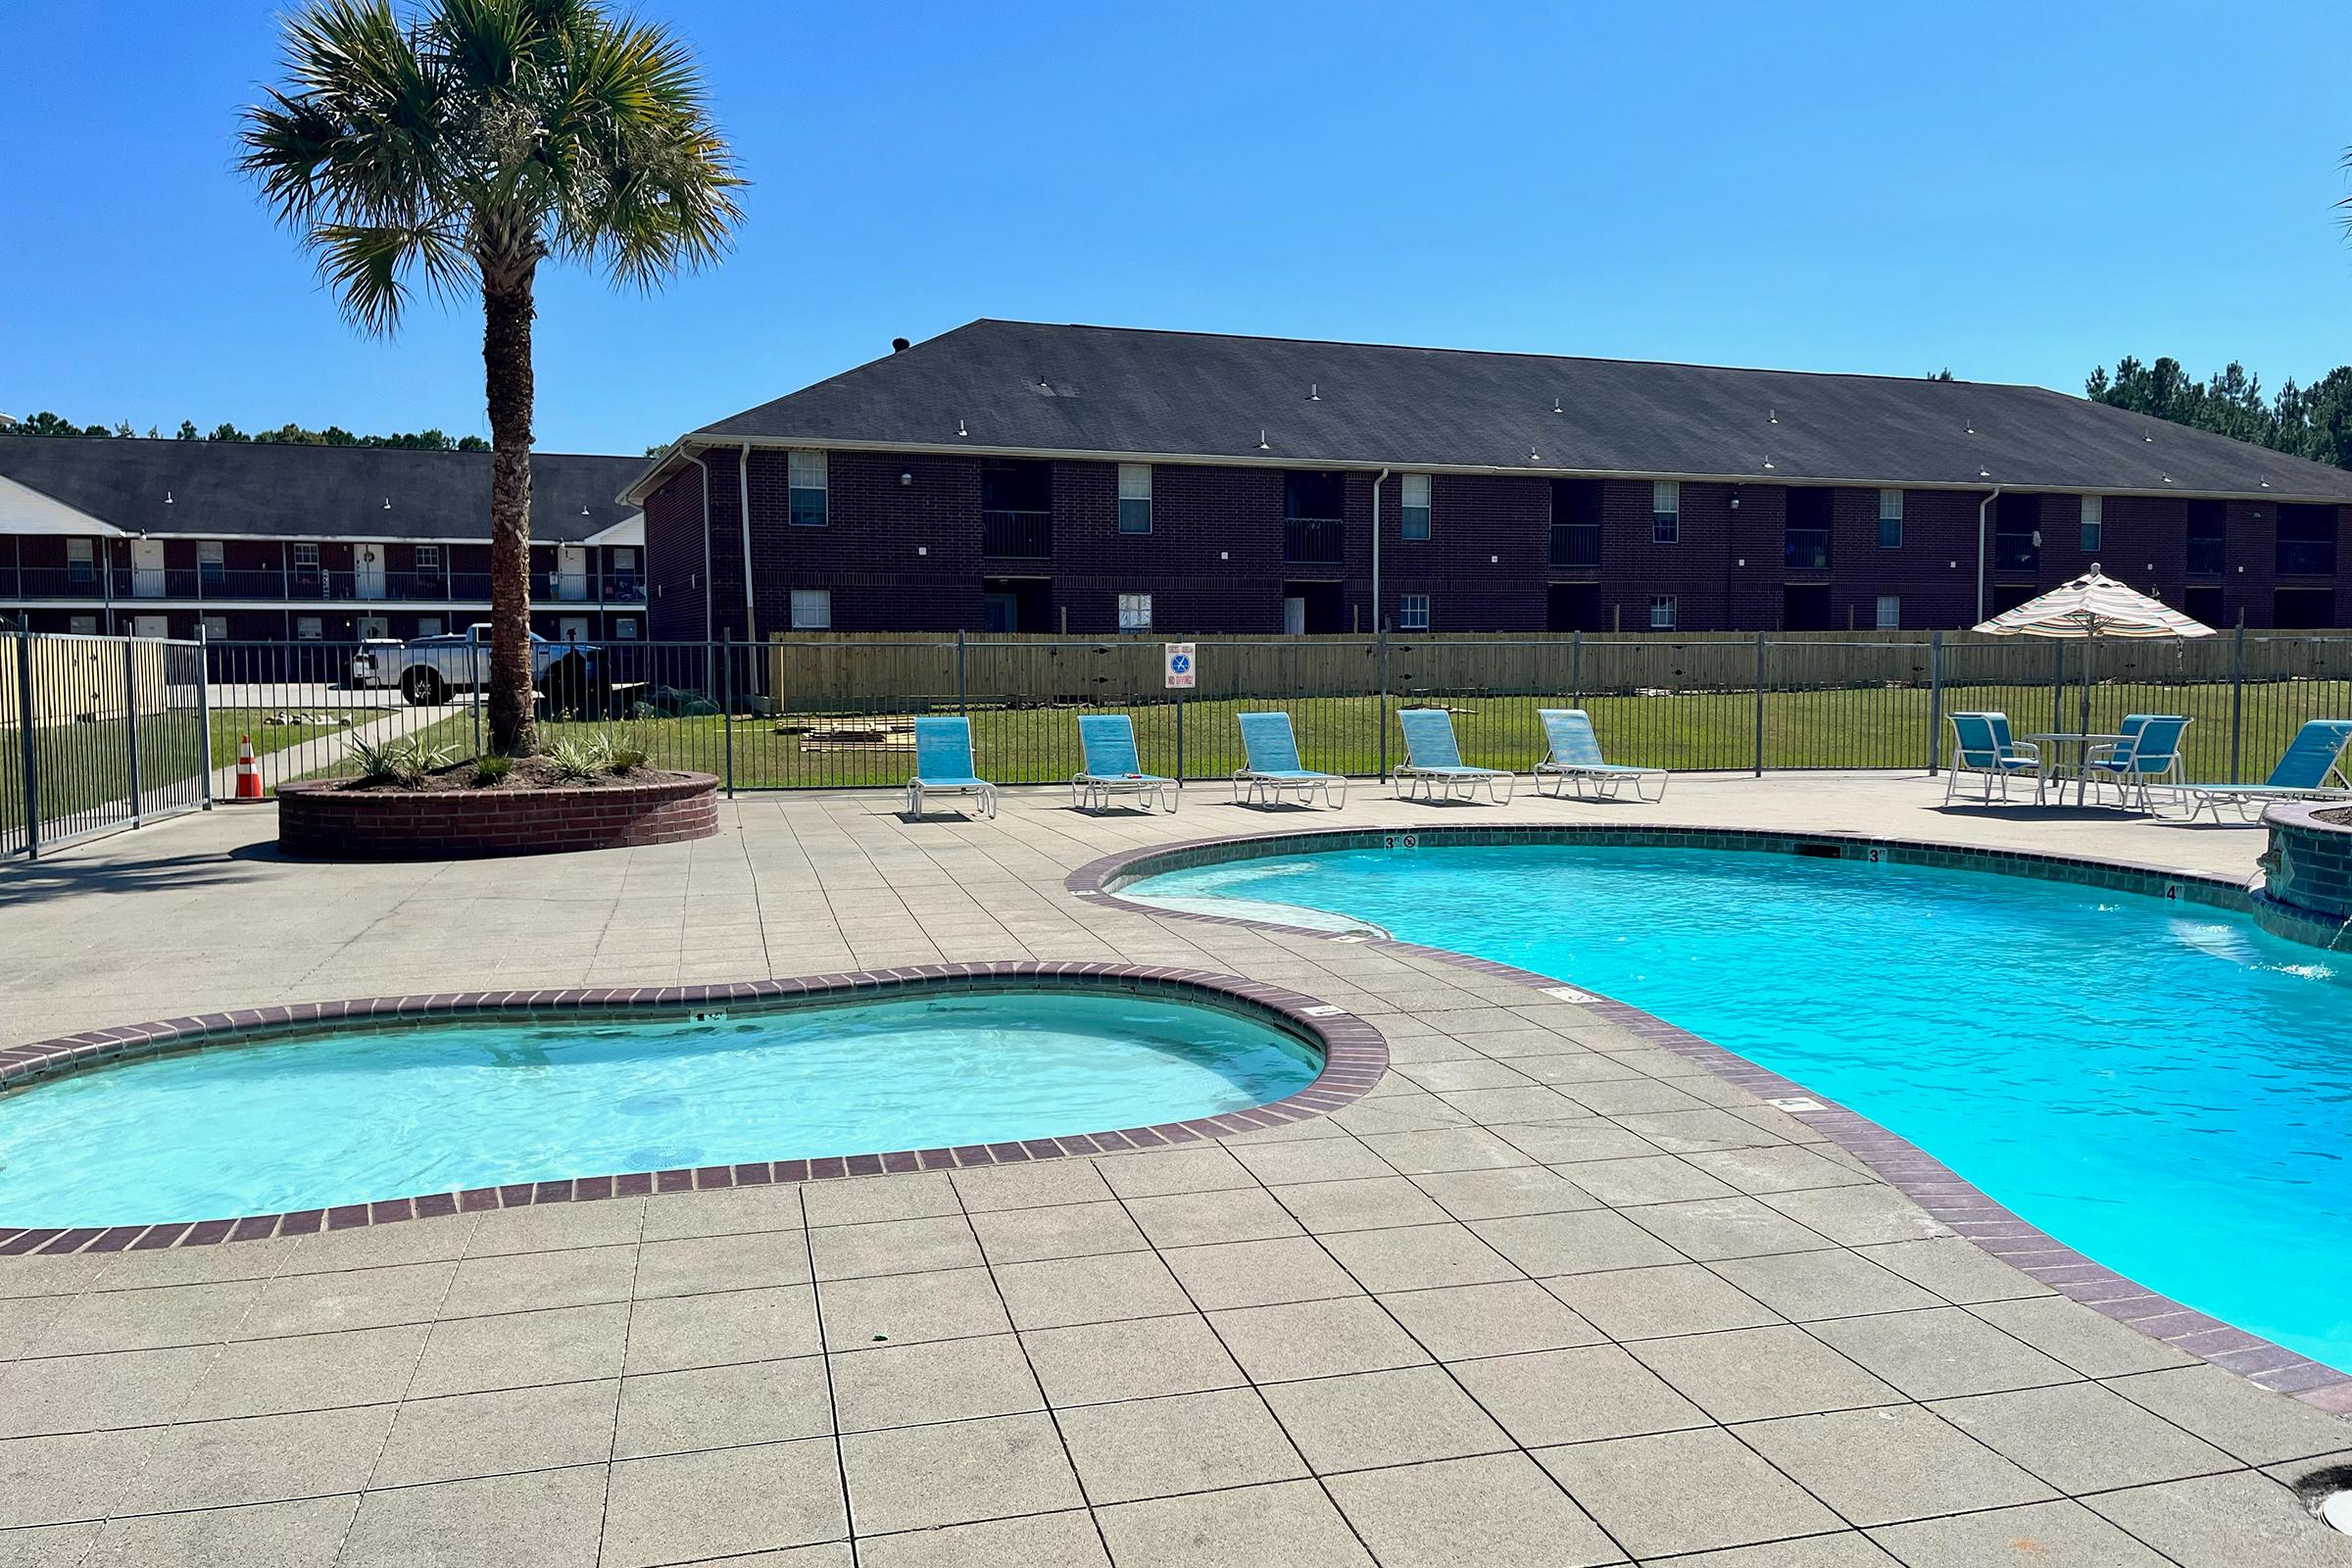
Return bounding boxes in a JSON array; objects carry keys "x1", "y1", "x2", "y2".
[
  {"x1": 1069, "y1": 822, "x2": 2352, "y2": 1415},
  {"x1": 0, "y1": 961, "x2": 1387, "y2": 1257}
]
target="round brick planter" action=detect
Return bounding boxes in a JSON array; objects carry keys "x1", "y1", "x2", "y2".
[
  {"x1": 2261, "y1": 800, "x2": 2352, "y2": 926},
  {"x1": 276, "y1": 772, "x2": 719, "y2": 859}
]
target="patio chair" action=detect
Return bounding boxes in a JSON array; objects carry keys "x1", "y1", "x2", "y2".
[
  {"x1": 2080, "y1": 713, "x2": 2191, "y2": 812},
  {"x1": 1532, "y1": 709, "x2": 1668, "y2": 803},
  {"x1": 1071, "y1": 713, "x2": 1178, "y2": 812},
  {"x1": 1394, "y1": 708, "x2": 1514, "y2": 805},
  {"x1": 1944, "y1": 711, "x2": 2042, "y2": 805},
  {"x1": 1232, "y1": 711, "x2": 1347, "y2": 808},
  {"x1": 906, "y1": 715, "x2": 998, "y2": 820},
  {"x1": 2170, "y1": 719, "x2": 2352, "y2": 822}
]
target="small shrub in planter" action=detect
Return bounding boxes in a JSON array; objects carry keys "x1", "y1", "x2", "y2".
[{"x1": 470, "y1": 754, "x2": 514, "y2": 788}]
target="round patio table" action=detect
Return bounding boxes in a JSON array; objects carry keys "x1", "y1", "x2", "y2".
[{"x1": 2022, "y1": 732, "x2": 2130, "y2": 808}]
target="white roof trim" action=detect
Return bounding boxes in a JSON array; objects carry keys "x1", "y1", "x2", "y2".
[
  {"x1": 582, "y1": 513, "x2": 644, "y2": 547},
  {"x1": 0, "y1": 472, "x2": 123, "y2": 537}
]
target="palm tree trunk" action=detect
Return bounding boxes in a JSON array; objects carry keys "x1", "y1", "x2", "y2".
[{"x1": 481, "y1": 261, "x2": 538, "y2": 755}]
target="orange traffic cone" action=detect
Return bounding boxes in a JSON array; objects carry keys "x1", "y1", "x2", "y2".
[{"x1": 235, "y1": 735, "x2": 263, "y2": 801}]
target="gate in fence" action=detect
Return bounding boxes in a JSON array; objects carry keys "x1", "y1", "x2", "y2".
[{"x1": 4, "y1": 629, "x2": 213, "y2": 858}]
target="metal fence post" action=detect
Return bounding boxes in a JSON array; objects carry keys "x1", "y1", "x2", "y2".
[
  {"x1": 1572, "y1": 629, "x2": 1583, "y2": 705},
  {"x1": 469, "y1": 640, "x2": 483, "y2": 758},
  {"x1": 14, "y1": 630, "x2": 36, "y2": 859},
  {"x1": 1752, "y1": 631, "x2": 1766, "y2": 776},
  {"x1": 2229, "y1": 620, "x2": 2246, "y2": 785},
  {"x1": 196, "y1": 623, "x2": 216, "y2": 810},
  {"x1": 1928, "y1": 628, "x2": 1943, "y2": 774},
  {"x1": 721, "y1": 630, "x2": 736, "y2": 799},
  {"x1": 956, "y1": 629, "x2": 968, "y2": 717},
  {"x1": 123, "y1": 635, "x2": 145, "y2": 827}
]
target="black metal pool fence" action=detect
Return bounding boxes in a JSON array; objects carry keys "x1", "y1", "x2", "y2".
[{"x1": 6, "y1": 626, "x2": 2350, "y2": 857}]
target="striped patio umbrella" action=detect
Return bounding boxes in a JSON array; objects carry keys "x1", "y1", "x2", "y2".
[{"x1": 1974, "y1": 564, "x2": 2215, "y2": 739}]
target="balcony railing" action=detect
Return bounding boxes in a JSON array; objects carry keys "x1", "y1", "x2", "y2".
[
  {"x1": 1548, "y1": 523, "x2": 1600, "y2": 571},
  {"x1": 2186, "y1": 536, "x2": 2226, "y2": 575},
  {"x1": 2277, "y1": 539, "x2": 2336, "y2": 576},
  {"x1": 982, "y1": 510, "x2": 1053, "y2": 559},
  {"x1": 1784, "y1": 528, "x2": 1832, "y2": 571},
  {"x1": 1992, "y1": 534, "x2": 2039, "y2": 572},
  {"x1": 1283, "y1": 516, "x2": 1346, "y2": 564},
  {"x1": 0, "y1": 566, "x2": 582, "y2": 604}
]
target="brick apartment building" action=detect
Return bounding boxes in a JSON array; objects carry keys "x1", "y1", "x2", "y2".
[
  {"x1": 0, "y1": 438, "x2": 646, "y2": 645},
  {"x1": 626, "y1": 320, "x2": 2352, "y2": 639}
]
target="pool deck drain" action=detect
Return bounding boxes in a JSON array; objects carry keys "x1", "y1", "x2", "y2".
[{"x1": 1, "y1": 773, "x2": 2347, "y2": 1566}]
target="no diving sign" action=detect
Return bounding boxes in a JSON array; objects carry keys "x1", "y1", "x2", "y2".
[{"x1": 1163, "y1": 643, "x2": 1196, "y2": 690}]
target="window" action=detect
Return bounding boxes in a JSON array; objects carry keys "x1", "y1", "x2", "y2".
[
  {"x1": 67, "y1": 537, "x2": 93, "y2": 583},
  {"x1": 1117, "y1": 465, "x2": 1152, "y2": 533},
  {"x1": 613, "y1": 616, "x2": 639, "y2": 639},
  {"x1": 1117, "y1": 592, "x2": 1152, "y2": 632},
  {"x1": 2080, "y1": 495, "x2": 2103, "y2": 554},
  {"x1": 198, "y1": 540, "x2": 225, "y2": 583},
  {"x1": 357, "y1": 615, "x2": 390, "y2": 640},
  {"x1": 415, "y1": 544, "x2": 442, "y2": 571},
  {"x1": 1398, "y1": 594, "x2": 1431, "y2": 630},
  {"x1": 1651, "y1": 480, "x2": 1681, "y2": 544},
  {"x1": 1400, "y1": 473, "x2": 1431, "y2": 540},
  {"x1": 1649, "y1": 594, "x2": 1678, "y2": 630},
  {"x1": 1876, "y1": 595, "x2": 1901, "y2": 629},
  {"x1": 611, "y1": 547, "x2": 637, "y2": 571},
  {"x1": 69, "y1": 614, "x2": 98, "y2": 635},
  {"x1": 417, "y1": 615, "x2": 443, "y2": 637},
  {"x1": 293, "y1": 543, "x2": 319, "y2": 567},
  {"x1": 295, "y1": 616, "x2": 323, "y2": 640},
  {"x1": 789, "y1": 449, "x2": 828, "y2": 527},
  {"x1": 201, "y1": 614, "x2": 228, "y2": 641},
  {"x1": 1878, "y1": 489, "x2": 1904, "y2": 549},
  {"x1": 790, "y1": 588, "x2": 832, "y2": 629}
]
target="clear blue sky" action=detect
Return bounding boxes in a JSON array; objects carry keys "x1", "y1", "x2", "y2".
[{"x1": 6, "y1": 1, "x2": 2351, "y2": 455}]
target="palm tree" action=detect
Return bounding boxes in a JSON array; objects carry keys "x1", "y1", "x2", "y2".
[{"x1": 240, "y1": 0, "x2": 742, "y2": 754}]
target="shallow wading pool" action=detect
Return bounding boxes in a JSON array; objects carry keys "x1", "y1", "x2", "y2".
[
  {"x1": 0, "y1": 988, "x2": 1321, "y2": 1229},
  {"x1": 1130, "y1": 843, "x2": 2352, "y2": 1373}
]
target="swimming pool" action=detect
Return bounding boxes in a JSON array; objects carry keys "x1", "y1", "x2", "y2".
[
  {"x1": 1132, "y1": 842, "x2": 2352, "y2": 1372},
  {"x1": 0, "y1": 988, "x2": 1320, "y2": 1229}
]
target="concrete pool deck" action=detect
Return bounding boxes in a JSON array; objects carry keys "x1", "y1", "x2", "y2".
[{"x1": 1, "y1": 773, "x2": 2348, "y2": 1566}]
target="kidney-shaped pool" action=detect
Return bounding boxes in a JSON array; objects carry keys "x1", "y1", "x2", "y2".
[
  {"x1": 1131, "y1": 841, "x2": 2352, "y2": 1374},
  {"x1": 0, "y1": 987, "x2": 1322, "y2": 1229}
]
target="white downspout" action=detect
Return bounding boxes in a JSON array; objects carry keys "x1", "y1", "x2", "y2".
[
  {"x1": 1975, "y1": 484, "x2": 2004, "y2": 623},
  {"x1": 1370, "y1": 466, "x2": 1391, "y2": 631}
]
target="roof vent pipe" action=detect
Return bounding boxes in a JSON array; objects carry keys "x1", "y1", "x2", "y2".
[{"x1": 891, "y1": 337, "x2": 910, "y2": 353}]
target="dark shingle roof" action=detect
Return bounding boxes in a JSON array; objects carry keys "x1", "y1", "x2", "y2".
[
  {"x1": 0, "y1": 437, "x2": 644, "y2": 541},
  {"x1": 655, "y1": 319, "x2": 2352, "y2": 503}
]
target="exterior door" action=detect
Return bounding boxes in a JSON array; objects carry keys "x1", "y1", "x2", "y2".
[
  {"x1": 355, "y1": 545, "x2": 387, "y2": 600},
  {"x1": 984, "y1": 593, "x2": 1018, "y2": 632},
  {"x1": 558, "y1": 544, "x2": 589, "y2": 602},
  {"x1": 132, "y1": 538, "x2": 167, "y2": 598},
  {"x1": 1284, "y1": 596, "x2": 1306, "y2": 636},
  {"x1": 132, "y1": 613, "x2": 169, "y2": 639}
]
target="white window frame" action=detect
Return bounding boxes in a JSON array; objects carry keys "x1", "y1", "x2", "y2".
[
  {"x1": 295, "y1": 615, "x2": 323, "y2": 640},
  {"x1": 69, "y1": 613, "x2": 98, "y2": 635},
  {"x1": 1878, "y1": 489, "x2": 1904, "y2": 548},
  {"x1": 1649, "y1": 594, "x2": 1678, "y2": 630},
  {"x1": 416, "y1": 615, "x2": 444, "y2": 637},
  {"x1": 1398, "y1": 593, "x2": 1431, "y2": 630},
  {"x1": 1116, "y1": 592, "x2": 1152, "y2": 632},
  {"x1": 1117, "y1": 464, "x2": 1152, "y2": 534},
  {"x1": 2081, "y1": 494, "x2": 2103, "y2": 553},
  {"x1": 197, "y1": 540, "x2": 225, "y2": 583},
  {"x1": 292, "y1": 543, "x2": 320, "y2": 568},
  {"x1": 1875, "y1": 595, "x2": 1901, "y2": 630},
  {"x1": 1651, "y1": 480, "x2": 1681, "y2": 544},
  {"x1": 789, "y1": 587, "x2": 832, "y2": 629},
  {"x1": 200, "y1": 613, "x2": 228, "y2": 641},
  {"x1": 67, "y1": 537, "x2": 94, "y2": 582},
  {"x1": 613, "y1": 615, "x2": 640, "y2": 639},
  {"x1": 1400, "y1": 473, "x2": 1432, "y2": 541},
  {"x1": 415, "y1": 543, "x2": 442, "y2": 570},
  {"x1": 789, "y1": 449, "x2": 828, "y2": 527},
  {"x1": 611, "y1": 546, "x2": 637, "y2": 571}
]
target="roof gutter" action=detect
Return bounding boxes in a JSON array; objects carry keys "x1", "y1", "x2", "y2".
[{"x1": 1975, "y1": 484, "x2": 2004, "y2": 624}]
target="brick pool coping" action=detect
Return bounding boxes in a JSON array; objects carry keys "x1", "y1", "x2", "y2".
[
  {"x1": 0, "y1": 961, "x2": 1386, "y2": 1258},
  {"x1": 1068, "y1": 821, "x2": 2352, "y2": 1414}
]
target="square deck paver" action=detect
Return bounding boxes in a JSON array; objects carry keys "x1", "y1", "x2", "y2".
[
  {"x1": 1056, "y1": 1388, "x2": 1305, "y2": 1503},
  {"x1": 1261, "y1": 1365, "x2": 1512, "y2": 1471},
  {"x1": 1208, "y1": 1296, "x2": 1431, "y2": 1382},
  {"x1": 856, "y1": 1509, "x2": 1110, "y2": 1568},
  {"x1": 1630, "y1": 1324, "x2": 1902, "y2": 1423},
  {"x1": 337, "y1": 1464, "x2": 607, "y2": 1568},
  {"x1": 968, "y1": 1200, "x2": 1148, "y2": 1263},
  {"x1": 1927, "y1": 1381, "x2": 2237, "y2": 1494},
  {"x1": 77, "y1": 1495, "x2": 356, "y2": 1568},
  {"x1": 2082, "y1": 1471, "x2": 2352, "y2": 1568},
  {"x1": 817, "y1": 1267, "x2": 1009, "y2": 1348},
  {"x1": 2104, "y1": 1364, "x2": 2352, "y2": 1465},
  {"x1": 1096, "y1": 1479, "x2": 1374, "y2": 1568},
  {"x1": 1161, "y1": 1237, "x2": 1364, "y2": 1308},
  {"x1": 1542, "y1": 1264, "x2": 1779, "y2": 1341},
  {"x1": 1737, "y1": 1404, "x2": 2059, "y2": 1527},
  {"x1": 1450, "y1": 1345, "x2": 1711, "y2": 1447},
  {"x1": 1377, "y1": 1279, "x2": 1605, "y2": 1360},
  {"x1": 828, "y1": 1333, "x2": 1044, "y2": 1432},
  {"x1": 1537, "y1": 1426, "x2": 1843, "y2": 1559},
  {"x1": 1020, "y1": 1313, "x2": 1245, "y2": 1405},
  {"x1": 613, "y1": 1356, "x2": 834, "y2": 1457},
  {"x1": 841, "y1": 1411, "x2": 1083, "y2": 1534},
  {"x1": 1867, "y1": 1498, "x2": 2174, "y2": 1566},
  {"x1": 371, "y1": 1380, "x2": 619, "y2": 1488},
  {"x1": 1806, "y1": 1306, "x2": 2080, "y2": 1400},
  {"x1": 1326, "y1": 1452, "x2": 1623, "y2": 1568},
  {"x1": 601, "y1": 1437, "x2": 848, "y2": 1566}
]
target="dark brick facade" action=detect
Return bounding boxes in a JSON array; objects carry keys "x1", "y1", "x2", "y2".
[{"x1": 646, "y1": 452, "x2": 2348, "y2": 637}]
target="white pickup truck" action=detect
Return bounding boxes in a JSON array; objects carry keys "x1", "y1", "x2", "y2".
[{"x1": 373, "y1": 624, "x2": 600, "y2": 706}]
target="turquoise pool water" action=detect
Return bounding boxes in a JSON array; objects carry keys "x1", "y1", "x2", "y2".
[
  {"x1": 1136, "y1": 845, "x2": 2352, "y2": 1372},
  {"x1": 0, "y1": 991, "x2": 1318, "y2": 1228}
]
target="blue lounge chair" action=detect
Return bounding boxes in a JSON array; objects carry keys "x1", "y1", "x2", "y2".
[
  {"x1": 1944, "y1": 711, "x2": 2042, "y2": 805},
  {"x1": 1072, "y1": 713, "x2": 1178, "y2": 812},
  {"x1": 906, "y1": 715, "x2": 997, "y2": 820},
  {"x1": 1394, "y1": 708, "x2": 1514, "y2": 804},
  {"x1": 2171, "y1": 719, "x2": 2352, "y2": 822},
  {"x1": 1533, "y1": 709, "x2": 1667, "y2": 803},
  {"x1": 1232, "y1": 711, "x2": 1347, "y2": 808},
  {"x1": 2081, "y1": 713, "x2": 2190, "y2": 812}
]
